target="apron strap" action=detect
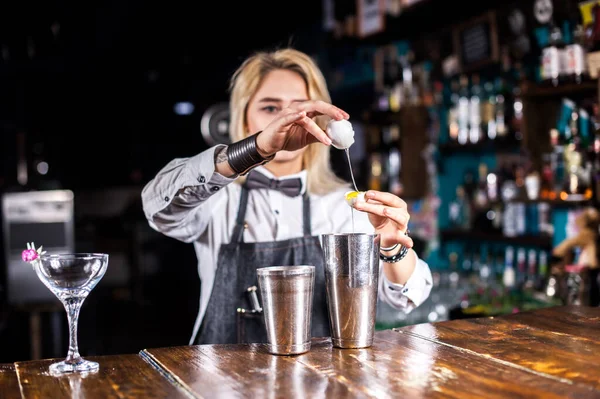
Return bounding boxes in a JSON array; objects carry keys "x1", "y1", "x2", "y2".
[
  {"x1": 232, "y1": 186, "x2": 250, "y2": 243},
  {"x1": 233, "y1": 186, "x2": 312, "y2": 242},
  {"x1": 303, "y1": 193, "x2": 311, "y2": 236}
]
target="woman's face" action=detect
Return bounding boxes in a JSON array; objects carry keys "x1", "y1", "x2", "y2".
[{"x1": 245, "y1": 69, "x2": 309, "y2": 166}]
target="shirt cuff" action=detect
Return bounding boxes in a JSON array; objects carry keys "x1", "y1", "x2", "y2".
[
  {"x1": 379, "y1": 251, "x2": 433, "y2": 311},
  {"x1": 184, "y1": 145, "x2": 236, "y2": 196},
  {"x1": 144, "y1": 145, "x2": 234, "y2": 217}
]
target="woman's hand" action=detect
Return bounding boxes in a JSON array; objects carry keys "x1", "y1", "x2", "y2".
[
  {"x1": 353, "y1": 190, "x2": 413, "y2": 250},
  {"x1": 255, "y1": 100, "x2": 349, "y2": 156}
]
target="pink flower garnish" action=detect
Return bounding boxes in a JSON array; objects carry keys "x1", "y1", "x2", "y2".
[
  {"x1": 21, "y1": 242, "x2": 46, "y2": 263},
  {"x1": 22, "y1": 249, "x2": 38, "y2": 262}
]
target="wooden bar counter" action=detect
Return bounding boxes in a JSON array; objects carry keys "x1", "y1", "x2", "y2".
[{"x1": 3, "y1": 306, "x2": 600, "y2": 398}]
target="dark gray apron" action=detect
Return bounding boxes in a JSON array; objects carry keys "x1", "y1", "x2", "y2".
[{"x1": 196, "y1": 186, "x2": 330, "y2": 345}]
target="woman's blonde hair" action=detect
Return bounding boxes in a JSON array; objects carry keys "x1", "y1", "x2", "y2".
[{"x1": 228, "y1": 48, "x2": 348, "y2": 195}]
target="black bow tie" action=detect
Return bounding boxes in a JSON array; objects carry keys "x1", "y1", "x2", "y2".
[{"x1": 244, "y1": 170, "x2": 303, "y2": 197}]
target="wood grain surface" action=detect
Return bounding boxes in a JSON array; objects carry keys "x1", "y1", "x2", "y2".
[
  {"x1": 140, "y1": 341, "x2": 355, "y2": 399},
  {"x1": 398, "y1": 306, "x2": 600, "y2": 393},
  {"x1": 5, "y1": 306, "x2": 600, "y2": 398},
  {"x1": 14, "y1": 354, "x2": 189, "y2": 398},
  {"x1": 142, "y1": 317, "x2": 600, "y2": 399},
  {"x1": 1, "y1": 363, "x2": 21, "y2": 398}
]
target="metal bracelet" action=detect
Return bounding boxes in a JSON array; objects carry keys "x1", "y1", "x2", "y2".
[
  {"x1": 379, "y1": 244, "x2": 409, "y2": 263},
  {"x1": 226, "y1": 132, "x2": 275, "y2": 176},
  {"x1": 379, "y1": 229, "x2": 410, "y2": 263},
  {"x1": 380, "y1": 243, "x2": 399, "y2": 252}
]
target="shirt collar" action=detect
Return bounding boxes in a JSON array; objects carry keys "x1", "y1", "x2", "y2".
[{"x1": 253, "y1": 166, "x2": 308, "y2": 195}]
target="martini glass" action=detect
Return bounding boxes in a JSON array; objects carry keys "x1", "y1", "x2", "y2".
[{"x1": 31, "y1": 253, "x2": 108, "y2": 375}]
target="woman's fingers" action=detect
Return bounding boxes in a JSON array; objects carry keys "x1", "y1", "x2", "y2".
[
  {"x1": 277, "y1": 110, "x2": 307, "y2": 128},
  {"x1": 296, "y1": 116, "x2": 332, "y2": 146},
  {"x1": 355, "y1": 201, "x2": 410, "y2": 229},
  {"x1": 294, "y1": 100, "x2": 349, "y2": 121},
  {"x1": 365, "y1": 190, "x2": 407, "y2": 209},
  {"x1": 256, "y1": 101, "x2": 349, "y2": 153},
  {"x1": 256, "y1": 111, "x2": 307, "y2": 155}
]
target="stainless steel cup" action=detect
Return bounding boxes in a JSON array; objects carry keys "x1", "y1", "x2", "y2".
[
  {"x1": 257, "y1": 265, "x2": 315, "y2": 355},
  {"x1": 321, "y1": 233, "x2": 380, "y2": 348}
]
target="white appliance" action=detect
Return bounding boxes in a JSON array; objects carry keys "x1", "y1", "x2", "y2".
[{"x1": 2, "y1": 190, "x2": 75, "y2": 304}]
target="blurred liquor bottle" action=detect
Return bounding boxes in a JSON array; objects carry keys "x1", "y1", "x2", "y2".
[
  {"x1": 469, "y1": 74, "x2": 482, "y2": 144},
  {"x1": 385, "y1": 124, "x2": 403, "y2": 196},
  {"x1": 457, "y1": 74, "x2": 470, "y2": 145},
  {"x1": 593, "y1": 127, "x2": 600, "y2": 202},
  {"x1": 540, "y1": 21, "x2": 565, "y2": 87},
  {"x1": 584, "y1": 2, "x2": 600, "y2": 79},
  {"x1": 448, "y1": 185, "x2": 471, "y2": 230},
  {"x1": 560, "y1": 105, "x2": 593, "y2": 201}
]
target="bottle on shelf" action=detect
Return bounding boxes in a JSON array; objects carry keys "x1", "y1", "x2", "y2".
[
  {"x1": 486, "y1": 166, "x2": 499, "y2": 203},
  {"x1": 564, "y1": 23, "x2": 588, "y2": 84},
  {"x1": 368, "y1": 153, "x2": 383, "y2": 191},
  {"x1": 473, "y1": 163, "x2": 491, "y2": 230},
  {"x1": 540, "y1": 22, "x2": 565, "y2": 87},
  {"x1": 462, "y1": 167, "x2": 477, "y2": 200},
  {"x1": 385, "y1": 124, "x2": 402, "y2": 196},
  {"x1": 457, "y1": 74, "x2": 470, "y2": 145},
  {"x1": 510, "y1": 63, "x2": 525, "y2": 142},
  {"x1": 539, "y1": 153, "x2": 555, "y2": 200},
  {"x1": 500, "y1": 163, "x2": 526, "y2": 238},
  {"x1": 485, "y1": 166, "x2": 503, "y2": 233},
  {"x1": 479, "y1": 248, "x2": 492, "y2": 285},
  {"x1": 482, "y1": 80, "x2": 497, "y2": 141},
  {"x1": 560, "y1": 108, "x2": 593, "y2": 200},
  {"x1": 516, "y1": 247, "x2": 527, "y2": 287},
  {"x1": 449, "y1": 185, "x2": 472, "y2": 230},
  {"x1": 584, "y1": 3, "x2": 600, "y2": 80},
  {"x1": 447, "y1": 79, "x2": 460, "y2": 143},
  {"x1": 401, "y1": 51, "x2": 418, "y2": 106},
  {"x1": 493, "y1": 249, "x2": 505, "y2": 285},
  {"x1": 461, "y1": 248, "x2": 473, "y2": 275},
  {"x1": 524, "y1": 248, "x2": 537, "y2": 290},
  {"x1": 469, "y1": 74, "x2": 482, "y2": 144},
  {"x1": 593, "y1": 127, "x2": 600, "y2": 202},
  {"x1": 368, "y1": 128, "x2": 384, "y2": 191},
  {"x1": 385, "y1": 46, "x2": 401, "y2": 112},
  {"x1": 494, "y1": 77, "x2": 509, "y2": 141},
  {"x1": 548, "y1": 126, "x2": 566, "y2": 199},
  {"x1": 503, "y1": 246, "x2": 516, "y2": 290},
  {"x1": 537, "y1": 251, "x2": 549, "y2": 290}
]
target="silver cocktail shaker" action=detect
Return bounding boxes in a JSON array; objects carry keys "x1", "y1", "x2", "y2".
[
  {"x1": 321, "y1": 233, "x2": 380, "y2": 348},
  {"x1": 257, "y1": 265, "x2": 315, "y2": 355}
]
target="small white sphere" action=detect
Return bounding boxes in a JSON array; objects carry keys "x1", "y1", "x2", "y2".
[{"x1": 326, "y1": 119, "x2": 355, "y2": 150}]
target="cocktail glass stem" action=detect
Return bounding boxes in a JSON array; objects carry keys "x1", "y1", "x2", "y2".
[{"x1": 63, "y1": 296, "x2": 85, "y2": 365}]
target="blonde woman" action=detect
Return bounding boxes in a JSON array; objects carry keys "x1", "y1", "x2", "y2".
[{"x1": 141, "y1": 48, "x2": 432, "y2": 345}]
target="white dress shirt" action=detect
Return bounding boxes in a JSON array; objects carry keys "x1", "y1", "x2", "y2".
[{"x1": 141, "y1": 145, "x2": 433, "y2": 344}]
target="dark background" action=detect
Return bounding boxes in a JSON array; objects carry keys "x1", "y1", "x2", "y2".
[
  {"x1": 0, "y1": 0, "x2": 326, "y2": 190},
  {"x1": 0, "y1": 0, "x2": 327, "y2": 362}
]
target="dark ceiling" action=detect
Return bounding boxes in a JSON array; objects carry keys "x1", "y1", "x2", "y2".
[{"x1": 0, "y1": 0, "x2": 324, "y2": 189}]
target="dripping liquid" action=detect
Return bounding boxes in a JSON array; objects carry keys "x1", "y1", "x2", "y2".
[
  {"x1": 345, "y1": 148, "x2": 358, "y2": 233},
  {"x1": 345, "y1": 148, "x2": 359, "y2": 192}
]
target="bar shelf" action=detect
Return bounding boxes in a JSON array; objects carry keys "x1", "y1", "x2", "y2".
[{"x1": 440, "y1": 228, "x2": 553, "y2": 248}]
